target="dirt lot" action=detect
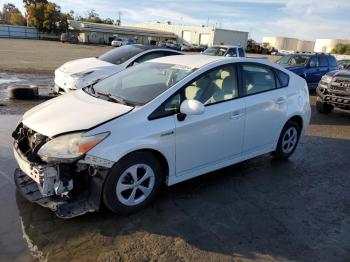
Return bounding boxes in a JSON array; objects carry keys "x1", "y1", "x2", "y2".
[
  {"x1": 0, "y1": 39, "x2": 113, "y2": 74},
  {"x1": 0, "y1": 39, "x2": 280, "y2": 74},
  {"x1": 0, "y1": 94, "x2": 349, "y2": 262}
]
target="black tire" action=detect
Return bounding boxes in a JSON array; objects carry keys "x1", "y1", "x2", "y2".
[
  {"x1": 272, "y1": 120, "x2": 301, "y2": 160},
  {"x1": 7, "y1": 85, "x2": 38, "y2": 100},
  {"x1": 316, "y1": 100, "x2": 334, "y2": 114},
  {"x1": 103, "y1": 152, "x2": 163, "y2": 215}
]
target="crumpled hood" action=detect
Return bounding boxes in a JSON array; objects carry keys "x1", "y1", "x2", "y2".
[
  {"x1": 22, "y1": 90, "x2": 133, "y2": 137},
  {"x1": 326, "y1": 69, "x2": 350, "y2": 77},
  {"x1": 58, "y1": 57, "x2": 116, "y2": 74}
]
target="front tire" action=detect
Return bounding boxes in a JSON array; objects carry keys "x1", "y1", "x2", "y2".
[
  {"x1": 316, "y1": 100, "x2": 334, "y2": 114},
  {"x1": 103, "y1": 152, "x2": 163, "y2": 215},
  {"x1": 272, "y1": 121, "x2": 301, "y2": 160}
]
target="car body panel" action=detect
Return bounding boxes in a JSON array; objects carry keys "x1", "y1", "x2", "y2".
[
  {"x1": 175, "y1": 98, "x2": 246, "y2": 176},
  {"x1": 242, "y1": 88, "x2": 288, "y2": 153},
  {"x1": 84, "y1": 56, "x2": 310, "y2": 185}
]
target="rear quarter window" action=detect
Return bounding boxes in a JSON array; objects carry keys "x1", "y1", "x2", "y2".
[
  {"x1": 238, "y1": 48, "x2": 245, "y2": 57},
  {"x1": 328, "y1": 56, "x2": 338, "y2": 67},
  {"x1": 275, "y1": 70, "x2": 290, "y2": 88}
]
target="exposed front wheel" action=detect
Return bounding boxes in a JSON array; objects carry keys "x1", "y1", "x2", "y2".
[
  {"x1": 316, "y1": 100, "x2": 334, "y2": 114},
  {"x1": 103, "y1": 152, "x2": 163, "y2": 214},
  {"x1": 272, "y1": 121, "x2": 301, "y2": 160}
]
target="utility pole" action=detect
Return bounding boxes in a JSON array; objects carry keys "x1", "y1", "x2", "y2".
[{"x1": 116, "y1": 11, "x2": 122, "y2": 26}]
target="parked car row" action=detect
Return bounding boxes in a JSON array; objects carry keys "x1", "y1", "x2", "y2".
[{"x1": 275, "y1": 53, "x2": 350, "y2": 114}]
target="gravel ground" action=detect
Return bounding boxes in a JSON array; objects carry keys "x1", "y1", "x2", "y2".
[
  {"x1": 0, "y1": 39, "x2": 279, "y2": 75},
  {"x1": 0, "y1": 39, "x2": 113, "y2": 74}
]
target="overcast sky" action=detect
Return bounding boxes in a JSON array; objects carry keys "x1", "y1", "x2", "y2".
[{"x1": 2, "y1": 0, "x2": 350, "y2": 41}]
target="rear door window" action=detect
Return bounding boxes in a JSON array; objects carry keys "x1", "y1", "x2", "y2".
[
  {"x1": 309, "y1": 56, "x2": 319, "y2": 68},
  {"x1": 242, "y1": 64, "x2": 277, "y2": 95},
  {"x1": 319, "y1": 56, "x2": 329, "y2": 67}
]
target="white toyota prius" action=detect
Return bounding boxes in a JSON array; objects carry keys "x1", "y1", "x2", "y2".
[{"x1": 13, "y1": 55, "x2": 311, "y2": 218}]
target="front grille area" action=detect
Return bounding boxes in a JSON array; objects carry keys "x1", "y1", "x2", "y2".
[
  {"x1": 12, "y1": 123, "x2": 49, "y2": 163},
  {"x1": 330, "y1": 78, "x2": 350, "y2": 94}
]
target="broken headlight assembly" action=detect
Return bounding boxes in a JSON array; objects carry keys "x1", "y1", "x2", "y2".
[
  {"x1": 37, "y1": 132, "x2": 110, "y2": 163},
  {"x1": 321, "y1": 75, "x2": 332, "y2": 84}
]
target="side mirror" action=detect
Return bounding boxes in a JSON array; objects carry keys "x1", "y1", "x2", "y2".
[{"x1": 180, "y1": 100, "x2": 205, "y2": 116}]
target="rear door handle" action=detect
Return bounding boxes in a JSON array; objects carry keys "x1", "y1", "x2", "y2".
[
  {"x1": 230, "y1": 110, "x2": 244, "y2": 120},
  {"x1": 276, "y1": 97, "x2": 287, "y2": 104}
]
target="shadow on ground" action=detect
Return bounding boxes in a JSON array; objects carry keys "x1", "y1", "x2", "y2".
[{"x1": 16, "y1": 135, "x2": 350, "y2": 262}]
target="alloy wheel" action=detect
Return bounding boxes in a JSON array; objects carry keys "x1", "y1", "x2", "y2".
[
  {"x1": 116, "y1": 164, "x2": 155, "y2": 206},
  {"x1": 282, "y1": 126, "x2": 298, "y2": 154}
]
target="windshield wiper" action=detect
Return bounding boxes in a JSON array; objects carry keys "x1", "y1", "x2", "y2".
[
  {"x1": 96, "y1": 91, "x2": 134, "y2": 106},
  {"x1": 83, "y1": 78, "x2": 104, "y2": 96}
]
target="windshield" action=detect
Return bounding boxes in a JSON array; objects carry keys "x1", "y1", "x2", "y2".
[
  {"x1": 91, "y1": 62, "x2": 194, "y2": 106},
  {"x1": 98, "y1": 45, "x2": 147, "y2": 65},
  {"x1": 203, "y1": 47, "x2": 228, "y2": 56},
  {"x1": 277, "y1": 55, "x2": 310, "y2": 66}
]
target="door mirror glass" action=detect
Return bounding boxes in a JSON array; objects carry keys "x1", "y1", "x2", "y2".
[{"x1": 180, "y1": 100, "x2": 205, "y2": 115}]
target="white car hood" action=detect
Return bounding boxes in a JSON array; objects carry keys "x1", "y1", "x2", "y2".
[
  {"x1": 58, "y1": 57, "x2": 115, "y2": 74},
  {"x1": 22, "y1": 90, "x2": 133, "y2": 137}
]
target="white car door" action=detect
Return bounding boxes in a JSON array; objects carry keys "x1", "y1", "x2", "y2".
[
  {"x1": 240, "y1": 63, "x2": 288, "y2": 154},
  {"x1": 171, "y1": 64, "x2": 246, "y2": 176}
]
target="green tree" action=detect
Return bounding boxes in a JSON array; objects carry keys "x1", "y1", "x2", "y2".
[
  {"x1": 10, "y1": 12, "x2": 27, "y2": 25},
  {"x1": 0, "y1": 3, "x2": 24, "y2": 24},
  {"x1": 331, "y1": 44, "x2": 350, "y2": 55},
  {"x1": 103, "y1": 18, "x2": 114, "y2": 24},
  {"x1": 82, "y1": 9, "x2": 102, "y2": 23},
  {"x1": 25, "y1": 0, "x2": 68, "y2": 33}
]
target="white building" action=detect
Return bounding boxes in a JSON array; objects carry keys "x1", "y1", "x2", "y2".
[
  {"x1": 263, "y1": 36, "x2": 315, "y2": 52},
  {"x1": 314, "y1": 39, "x2": 350, "y2": 53},
  {"x1": 132, "y1": 22, "x2": 249, "y2": 48},
  {"x1": 68, "y1": 20, "x2": 177, "y2": 45}
]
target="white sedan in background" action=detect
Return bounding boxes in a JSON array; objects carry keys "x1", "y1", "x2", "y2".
[
  {"x1": 14, "y1": 55, "x2": 310, "y2": 218},
  {"x1": 54, "y1": 44, "x2": 182, "y2": 94}
]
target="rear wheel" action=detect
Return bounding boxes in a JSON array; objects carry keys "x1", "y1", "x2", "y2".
[
  {"x1": 272, "y1": 121, "x2": 301, "y2": 160},
  {"x1": 316, "y1": 100, "x2": 334, "y2": 114},
  {"x1": 103, "y1": 152, "x2": 163, "y2": 215}
]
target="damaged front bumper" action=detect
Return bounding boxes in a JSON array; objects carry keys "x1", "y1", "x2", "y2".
[{"x1": 13, "y1": 144, "x2": 112, "y2": 219}]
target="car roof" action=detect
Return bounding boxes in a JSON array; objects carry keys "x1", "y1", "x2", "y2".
[
  {"x1": 211, "y1": 45, "x2": 241, "y2": 48},
  {"x1": 148, "y1": 54, "x2": 227, "y2": 68},
  {"x1": 147, "y1": 55, "x2": 275, "y2": 69},
  {"x1": 290, "y1": 53, "x2": 332, "y2": 57},
  {"x1": 122, "y1": 44, "x2": 178, "y2": 52}
]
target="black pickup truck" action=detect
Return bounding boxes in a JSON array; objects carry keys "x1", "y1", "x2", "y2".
[{"x1": 316, "y1": 64, "x2": 350, "y2": 114}]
